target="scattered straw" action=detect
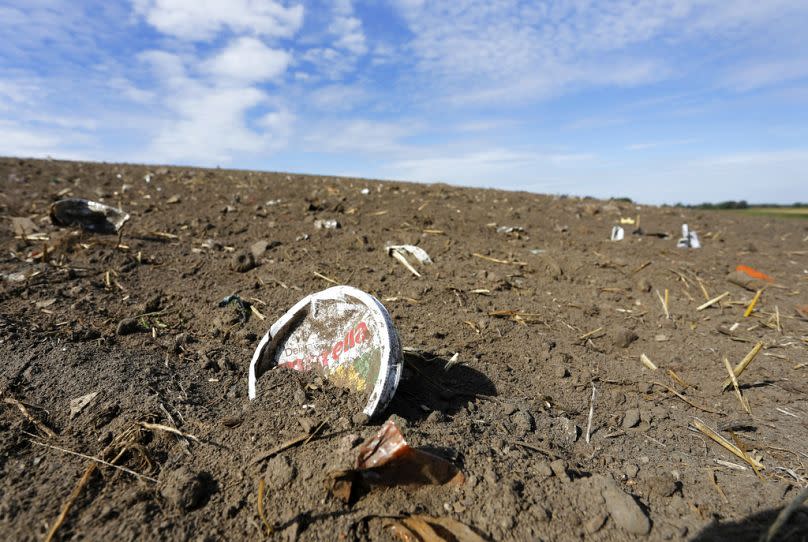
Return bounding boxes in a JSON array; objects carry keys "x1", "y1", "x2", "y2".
[
  {"x1": 44, "y1": 463, "x2": 96, "y2": 542},
  {"x1": 257, "y1": 478, "x2": 273, "y2": 535},
  {"x1": 691, "y1": 417, "x2": 763, "y2": 470},
  {"x1": 656, "y1": 289, "x2": 670, "y2": 319},
  {"x1": 640, "y1": 353, "x2": 658, "y2": 371},
  {"x1": 312, "y1": 271, "x2": 340, "y2": 284},
  {"x1": 653, "y1": 382, "x2": 722, "y2": 414},
  {"x1": 140, "y1": 422, "x2": 200, "y2": 443},
  {"x1": 472, "y1": 253, "x2": 527, "y2": 266},
  {"x1": 744, "y1": 289, "x2": 763, "y2": 318},
  {"x1": 721, "y1": 341, "x2": 764, "y2": 391},
  {"x1": 29, "y1": 439, "x2": 157, "y2": 482},
  {"x1": 697, "y1": 291, "x2": 729, "y2": 311},
  {"x1": 3, "y1": 396, "x2": 57, "y2": 438},
  {"x1": 390, "y1": 250, "x2": 421, "y2": 277},
  {"x1": 722, "y1": 356, "x2": 750, "y2": 414},
  {"x1": 707, "y1": 469, "x2": 728, "y2": 504},
  {"x1": 760, "y1": 485, "x2": 808, "y2": 542},
  {"x1": 585, "y1": 383, "x2": 596, "y2": 445}
]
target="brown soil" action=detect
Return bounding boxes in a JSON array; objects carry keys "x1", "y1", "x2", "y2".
[{"x1": 1, "y1": 157, "x2": 807, "y2": 542}]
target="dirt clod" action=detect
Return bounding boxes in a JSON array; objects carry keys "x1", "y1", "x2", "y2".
[{"x1": 160, "y1": 467, "x2": 216, "y2": 512}]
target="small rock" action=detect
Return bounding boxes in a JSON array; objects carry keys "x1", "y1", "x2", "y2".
[
  {"x1": 314, "y1": 219, "x2": 340, "y2": 229},
  {"x1": 612, "y1": 328, "x2": 639, "y2": 348},
  {"x1": 351, "y1": 412, "x2": 369, "y2": 426},
  {"x1": 597, "y1": 476, "x2": 651, "y2": 534},
  {"x1": 585, "y1": 513, "x2": 608, "y2": 534},
  {"x1": 264, "y1": 456, "x2": 296, "y2": 489},
  {"x1": 536, "y1": 461, "x2": 553, "y2": 478},
  {"x1": 161, "y1": 467, "x2": 214, "y2": 511},
  {"x1": 116, "y1": 317, "x2": 144, "y2": 335},
  {"x1": 622, "y1": 408, "x2": 641, "y2": 429},
  {"x1": 648, "y1": 472, "x2": 679, "y2": 497},
  {"x1": 425, "y1": 410, "x2": 446, "y2": 424},
  {"x1": 231, "y1": 251, "x2": 256, "y2": 273},
  {"x1": 513, "y1": 410, "x2": 535, "y2": 435},
  {"x1": 636, "y1": 277, "x2": 652, "y2": 292},
  {"x1": 501, "y1": 402, "x2": 518, "y2": 416},
  {"x1": 549, "y1": 459, "x2": 570, "y2": 482},
  {"x1": 625, "y1": 464, "x2": 640, "y2": 478},
  {"x1": 554, "y1": 365, "x2": 570, "y2": 378},
  {"x1": 221, "y1": 416, "x2": 242, "y2": 428},
  {"x1": 559, "y1": 416, "x2": 580, "y2": 443},
  {"x1": 250, "y1": 240, "x2": 269, "y2": 259},
  {"x1": 142, "y1": 295, "x2": 162, "y2": 313}
]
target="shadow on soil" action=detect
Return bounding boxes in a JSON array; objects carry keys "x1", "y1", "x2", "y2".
[
  {"x1": 692, "y1": 507, "x2": 808, "y2": 541},
  {"x1": 386, "y1": 351, "x2": 497, "y2": 422}
]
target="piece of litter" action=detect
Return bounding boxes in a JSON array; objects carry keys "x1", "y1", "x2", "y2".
[
  {"x1": 496, "y1": 226, "x2": 525, "y2": 234},
  {"x1": 640, "y1": 353, "x2": 658, "y2": 371},
  {"x1": 249, "y1": 286, "x2": 402, "y2": 417},
  {"x1": 50, "y1": 198, "x2": 130, "y2": 234},
  {"x1": 360, "y1": 188, "x2": 370, "y2": 195},
  {"x1": 326, "y1": 419, "x2": 463, "y2": 504},
  {"x1": 314, "y1": 219, "x2": 340, "y2": 229},
  {"x1": 610, "y1": 226, "x2": 625, "y2": 241},
  {"x1": 386, "y1": 245, "x2": 432, "y2": 277},
  {"x1": 676, "y1": 224, "x2": 701, "y2": 248},
  {"x1": 69, "y1": 392, "x2": 99, "y2": 418}
]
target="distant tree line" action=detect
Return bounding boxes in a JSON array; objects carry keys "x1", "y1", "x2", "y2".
[{"x1": 674, "y1": 200, "x2": 807, "y2": 209}]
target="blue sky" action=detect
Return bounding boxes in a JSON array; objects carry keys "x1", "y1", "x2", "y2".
[{"x1": 1, "y1": 0, "x2": 808, "y2": 204}]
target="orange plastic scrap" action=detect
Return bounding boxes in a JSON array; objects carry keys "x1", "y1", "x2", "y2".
[
  {"x1": 327, "y1": 419, "x2": 464, "y2": 504},
  {"x1": 736, "y1": 265, "x2": 774, "y2": 282},
  {"x1": 356, "y1": 420, "x2": 464, "y2": 486}
]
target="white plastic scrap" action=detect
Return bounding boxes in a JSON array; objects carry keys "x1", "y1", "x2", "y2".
[
  {"x1": 610, "y1": 226, "x2": 625, "y2": 241},
  {"x1": 386, "y1": 244, "x2": 432, "y2": 277},
  {"x1": 314, "y1": 219, "x2": 340, "y2": 229},
  {"x1": 677, "y1": 224, "x2": 701, "y2": 248}
]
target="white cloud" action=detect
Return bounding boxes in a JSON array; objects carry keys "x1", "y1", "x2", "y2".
[
  {"x1": 132, "y1": 0, "x2": 304, "y2": 42},
  {"x1": 389, "y1": 0, "x2": 808, "y2": 105},
  {"x1": 0, "y1": 120, "x2": 61, "y2": 157},
  {"x1": 723, "y1": 59, "x2": 808, "y2": 91},
  {"x1": 307, "y1": 83, "x2": 367, "y2": 111},
  {"x1": 303, "y1": 119, "x2": 416, "y2": 154},
  {"x1": 203, "y1": 37, "x2": 290, "y2": 83}
]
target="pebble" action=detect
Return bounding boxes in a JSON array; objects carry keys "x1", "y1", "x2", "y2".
[
  {"x1": 160, "y1": 467, "x2": 214, "y2": 511},
  {"x1": 513, "y1": 410, "x2": 535, "y2": 435},
  {"x1": 231, "y1": 251, "x2": 256, "y2": 273},
  {"x1": 501, "y1": 402, "x2": 518, "y2": 416},
  {"x1": 622, "y1": 408, "x2": 641, "y2": 429},
  {"x1": 351, "y1": 412, "x2": 370, "y2": 426},
  {"x1": 612, "y1": 328, "x2": 639, "y2": 348},
  {"x1": 636, "y1": 277, "x2": 652, "y2": 292},
  {"x1": 625, "y1": 464, "x2": 640, "y2": 478},
  {"x1": 264, "y1": 456, "x2": 296, "y2": 489},
  {"x1": 598, "y1": 476, "x2": 651, "y2": 534},
  {"x1": 549, "y1": 459, "x2": 570, "y2": 482}
]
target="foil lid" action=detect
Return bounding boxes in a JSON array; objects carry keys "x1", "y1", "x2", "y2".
[{"x1": 248, "y1": 286, "x2": 402, "y2": 417}]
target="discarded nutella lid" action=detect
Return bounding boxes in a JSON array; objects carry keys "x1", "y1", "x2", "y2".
[{"x1": 248, "y1": 286, "x2": 402, "y2": 417}]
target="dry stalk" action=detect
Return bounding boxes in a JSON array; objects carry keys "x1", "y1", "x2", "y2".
[
  {"x1": 585, "y1": 384, "x2": 596, "y2": 445},
  {"x1": 653, "y1": 382, "x2": 721, "y2": 414},
  {"x1": 761, "y1": 485, "x2": 808, "y2": 542},
  {"x1": 722, "y1": 356, "x2": 751, "y2": 414},
  {"x1": 257, "y1": 478, "x2": 274, "y2": 535},
  {"x1": 472, "y1": 253, "x2": 526, "y2": 266},
  {"x1": 721, "y1": 342, "x2": 764, "y2": 391},
  {"x1": 3, "y1": 396, "x2": 57, "y2": 438},
  {"x1": 656, "y1": 290, "x2": 670, "y2": 319},
  {"x1": 697, "y1": 291, "x2": 729, "y2": 311},
  {"x1": 744, "y1": 289, "x2": 763, "y2": 318},
  {"x1": 312, "y1": 270, "x2": 340, "y2": 284},
  {"x1": 640, "y1": 353, "x2": 658, "y2": 371},
  {"x1": 691, "y1": 417, "x2": 764, "y2": 470},
  {"x1": 44, "y1": 463, "x2": 96, "y2": 542}
]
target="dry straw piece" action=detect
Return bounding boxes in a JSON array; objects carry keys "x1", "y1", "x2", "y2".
[
  {"x1": 640, "y1": 353, "x2": 658, "y2": 371},
  {"x1": 721, "y1": 341, "x2": 764, "y2": 391},
  {"x1": 697, "y1": 291, "x2": 729, "y2": 311},
  {"x1": 691, "y1": 417, "x2": 763, "y2": 471}
]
